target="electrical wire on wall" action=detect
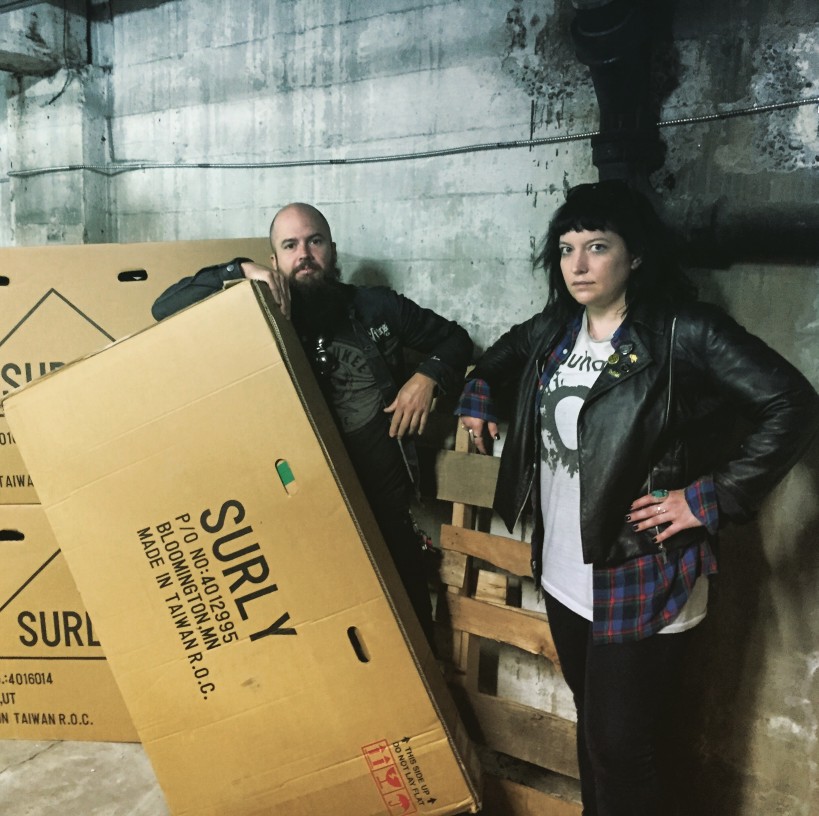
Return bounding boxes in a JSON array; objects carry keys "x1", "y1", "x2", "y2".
[{"x1": 6, "y1": 95, "x2": 818, "y2": 179}]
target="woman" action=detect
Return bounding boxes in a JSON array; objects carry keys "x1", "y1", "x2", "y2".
[{"x1": 457, "y1": 181, "x2": 819, "y2": 815}]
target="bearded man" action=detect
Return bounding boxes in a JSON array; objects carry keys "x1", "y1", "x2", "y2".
[{"x1": 152, "y1": 203, "x2": 473, "y2": 646}]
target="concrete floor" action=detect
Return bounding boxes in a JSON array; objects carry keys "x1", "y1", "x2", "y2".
[
  {"x1": 0, "y1": 740, "x2": 169, "y2": 816},
  {"x1": 1, "y1": 739, "x2": 582, "y2": 815}
]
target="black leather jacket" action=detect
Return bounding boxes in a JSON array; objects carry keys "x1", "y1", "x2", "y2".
[{"x1": 470, "y1": 301, "x2": 819, "y2": 574}]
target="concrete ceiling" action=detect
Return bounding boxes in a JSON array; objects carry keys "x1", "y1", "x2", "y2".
[
  {"x1": 0, "y1": 0, "x2": 62, "y2": 11},
  {"x1": 0, "y1": 1, "x2": 80, "y2": 75}
]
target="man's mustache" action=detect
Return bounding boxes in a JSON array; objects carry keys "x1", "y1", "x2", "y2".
[{"x1": 295, "y1": 260, "x2": 322, "y2": 273}]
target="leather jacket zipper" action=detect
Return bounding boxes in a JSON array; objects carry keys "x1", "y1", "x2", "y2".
[
  {"x1": 513, "y1": 462, "x2": 536, "y2": 533},
  {"x1": 519, "y1": 365, "x2": 545, "y2": 582},
  {"x1": 647, "y1": 316, "x2": 677, "y2": 565}
]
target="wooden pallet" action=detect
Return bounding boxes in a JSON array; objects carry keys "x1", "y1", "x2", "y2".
[
  {"x1": 434, "y1": 426, "x2": 581, "y2": 815},
  {"x1": 479, "y1": 775, "x2": 583, "y2": 816}
]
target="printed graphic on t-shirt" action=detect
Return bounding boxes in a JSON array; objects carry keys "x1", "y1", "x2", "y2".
[
  {"x1": 323, "y1": 337, "x2": 383, "y2": 434},
  {"x1": 539, "y1": 349, "x2": 607, "y2": 476}
]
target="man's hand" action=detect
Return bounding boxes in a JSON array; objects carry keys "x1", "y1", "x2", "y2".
[
  {"x1": 240, "y1": 261, "x2": 291, "y2": 319},
  {"x1": 385, "y1": 373, "x2": 436, "y2": 438}
]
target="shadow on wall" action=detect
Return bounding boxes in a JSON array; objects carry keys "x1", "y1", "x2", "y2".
[
  {"x1": 345, "y1": 260, "x2": 392, "y2": 289},
  {"x1": 667, "y1": 436, "x2": 819, "y2": 816}
]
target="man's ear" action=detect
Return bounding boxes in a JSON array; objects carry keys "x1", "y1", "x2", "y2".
[{"x1": 269, "y1": 252, "x2": 279, "y2": 272}]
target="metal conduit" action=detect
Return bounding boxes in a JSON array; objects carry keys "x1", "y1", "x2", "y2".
[{"x1": 6, "y1": 95, "x2": 817, "y2": 179}]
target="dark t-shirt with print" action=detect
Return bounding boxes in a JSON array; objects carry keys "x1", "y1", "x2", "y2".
[{"x1": 315, "y1": 324, "x2": 411, "y2": 517}]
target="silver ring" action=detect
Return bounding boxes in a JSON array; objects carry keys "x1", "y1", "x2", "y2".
[{"x1": 467, "y1": 429, "x2": 474, "y2": 436}]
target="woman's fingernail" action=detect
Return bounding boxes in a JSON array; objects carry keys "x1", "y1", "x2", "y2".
[
  {"x1": 625, "y1": 515, "x2": 632, "y2": 522},
  {"x1": 494, "y1": 434, "x2": 500, "y2": 440},
  {"x1": 631, "y1": 524, "x2": 639, "y2": 531}
]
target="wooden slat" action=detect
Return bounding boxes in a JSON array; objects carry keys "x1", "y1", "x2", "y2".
[
  {"x1": 435, "y1": 449, "x2": 500, "y2": 508},
  {"x1": 446, "y1": 425, "x2": 480, "y2": 686},
  {"x1": 440, "y1": 525, "x2": 531, "y2": 577},
  {"x1": 451, "y1": 502, "x2": 473, "y2": 528},
  {"x1": 475, "y1": 569, "x2": 508, "y2": 606},
  {"x1": 455, "y1": 688, "x2": 579, "y2": 780},
  {"x1": 451, "y1": 421, "x2": 477, "y2": 527},
  {"x1": 481, "y1": 775, "x2": 582, "y2": 816},
  {"x1": 439, "y1": 549, "x2": 468, "y2": 590},
  {"x1": 447, "y1": 621, "x2": 472, "y2": 682},
  {"x1": 443, "y1": 594, "x2": 556, "y2": 663}
]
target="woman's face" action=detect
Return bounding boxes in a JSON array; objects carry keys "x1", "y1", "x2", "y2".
[{"x1": 558, "y1": 229, "x2": 639, "y2": 313}]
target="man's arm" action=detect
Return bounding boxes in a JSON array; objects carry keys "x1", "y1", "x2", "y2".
[
  {"x1": 152, "y1": 259, "x2": 291, "y2": 321},
  {"x1": 390, "y1": 291, "x2": 473, "y2": 394},
  {"x1": 152, "y1": 259, "x2": 247, "y2": 321},
  {"x1": 383, "y1": 290, "x2": 473, "y2": 437}
]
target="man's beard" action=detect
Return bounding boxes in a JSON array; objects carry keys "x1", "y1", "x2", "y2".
[
  {"x1": 290, "y1": 262, "x2": 349, "y2": 338},
  {"x1": 290, "y1": 258, "x2": 341, "y2": 292}
]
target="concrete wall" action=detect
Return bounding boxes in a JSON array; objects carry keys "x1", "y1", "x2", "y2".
[{"x1": 1, "y1": 1, "x2": 817, "y2": 813}]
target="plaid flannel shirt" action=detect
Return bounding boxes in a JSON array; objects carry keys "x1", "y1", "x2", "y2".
[{"x1": 457, "y1": 315, "x2": 718, "y2": 642}]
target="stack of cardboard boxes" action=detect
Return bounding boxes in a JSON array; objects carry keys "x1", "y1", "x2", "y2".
[
  {"x1": 0, "y1": 239, "x2": 267, "y2": 743},
  {"x1": 1, "y1": 253, "x2": 481, "y2": 815}
]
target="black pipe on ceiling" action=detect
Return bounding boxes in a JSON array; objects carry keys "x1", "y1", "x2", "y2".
[
  {"x1": 570, "y1": 0, "x2": 663, "y2": 185},
  {"x1": 569, "y1": 0, "x2": 819, "y2": 264}
]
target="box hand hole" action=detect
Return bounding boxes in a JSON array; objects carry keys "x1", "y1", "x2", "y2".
[
  {"x1": 117, "y1": 270, "x2": 148, "y2": 282},
  {"x1": 347, "y1": 626, "x2": 370, "y2": 663},
  {"x1": 276, "y1": 459, "x2": 299, "y2": 495},
  {"x1": 0, "y1": 528, "x2": 24, "y2": 541}
]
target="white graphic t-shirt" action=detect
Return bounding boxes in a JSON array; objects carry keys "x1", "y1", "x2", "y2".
[{"x1": 539, "y1": 315, "x2": 610, "y2": 619}]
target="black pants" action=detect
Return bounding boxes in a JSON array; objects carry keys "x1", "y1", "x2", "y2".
[
  {"x1": 344, "y1": 421, "x2": 435, "y2": 648},
  {"x1": 372, "y1": 508, "x2": 436, "y2": 649},
  {"x1": 545, "y1": 593, "x2": 692, "y2": 816}
]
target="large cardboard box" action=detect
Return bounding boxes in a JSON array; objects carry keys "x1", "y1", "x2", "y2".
[
  {"x1": 0, "y1": 504, "x2": 137, "y2": 741},
  {"x1": 0, "y1": 238, "x2": 270, "y2": 744},
  {"x1": 3, "y1": 281, "x2": 482, "y2": 816},
  {"x1": 0, "y1": 238, "x2": 269, "y2": 503}
]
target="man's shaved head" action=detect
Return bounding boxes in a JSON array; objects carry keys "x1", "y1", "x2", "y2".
[{"x1": 269, "y1": 203, "x2": 332, "y2": 249}]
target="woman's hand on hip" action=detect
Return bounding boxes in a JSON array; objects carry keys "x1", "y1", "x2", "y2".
[{"x1": 626, "y1": 489, "x2": 703, "y2": 544}]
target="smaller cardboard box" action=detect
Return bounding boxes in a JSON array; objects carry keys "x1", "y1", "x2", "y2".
[
  {"x1": 0, "y1": 238, "x2": 269, "y2": 503},
  {"x1": 0, "y1": 504, "x2": 137, "y2": 741},
  {"x1": 4, "y1": 281, "x2": 481, "y2": 816}
]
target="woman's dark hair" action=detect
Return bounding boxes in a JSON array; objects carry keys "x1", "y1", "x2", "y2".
[{"x1": 537, "y1": 180, "x2": 697, "y2": 322}]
